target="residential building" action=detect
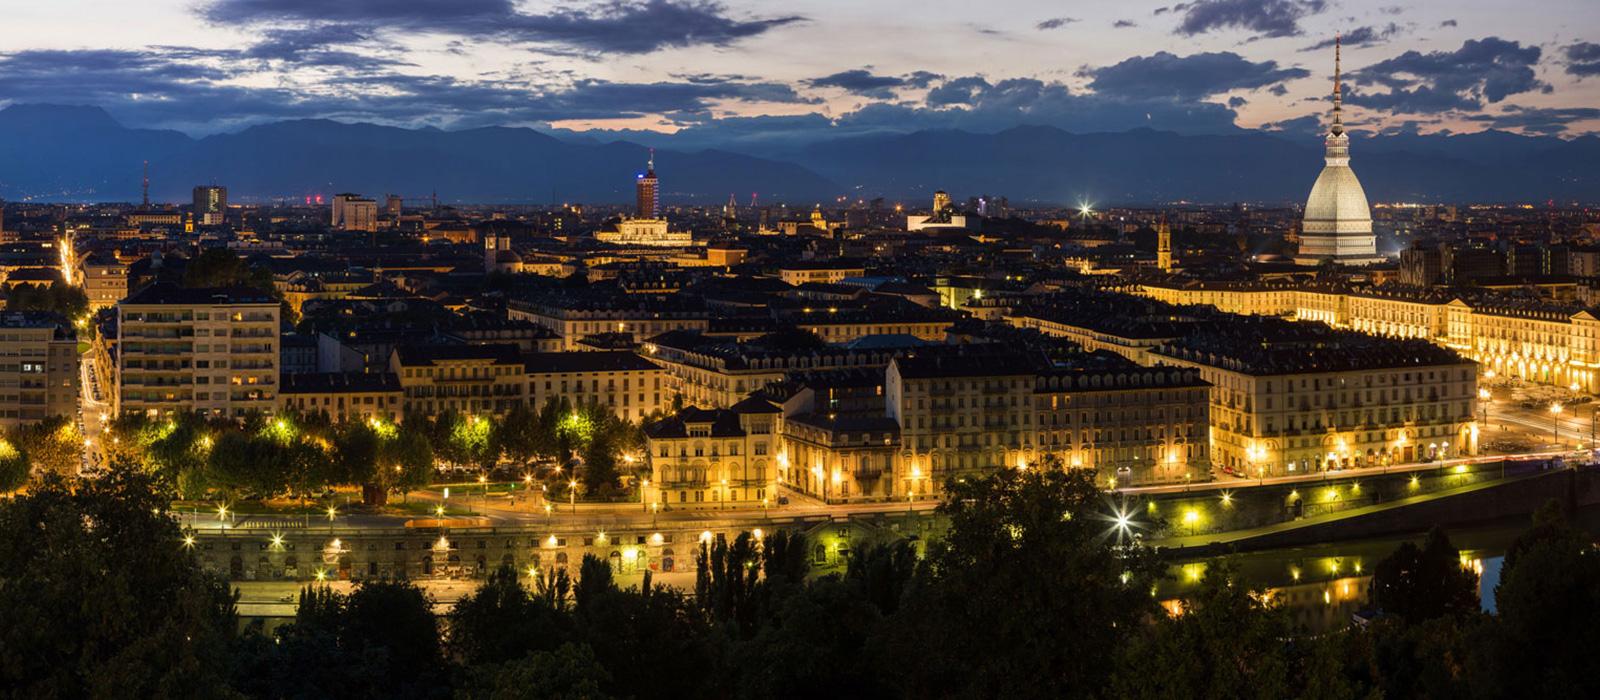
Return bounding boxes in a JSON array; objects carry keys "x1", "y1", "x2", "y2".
[
  {"x1": 525, "y1": 351, "x2": 666, "y2": 423},
  {"x1": 281, "y1": 372, "x2": 403, "y2": 423},
  {"x1": 0, "y1": 313, "x2": 80, "y2": 428},
  {"x1": 390, "y1": 344, "x2": 528, "y2": 416},
  {"x1": 116, "y1": 283, "x2": 280, "y2": 418},
  {"x1": 643, "y1": 399, "x2": 780, "y2": 510}
]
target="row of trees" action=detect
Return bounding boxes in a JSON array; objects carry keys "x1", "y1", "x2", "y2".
[
  {"x1": 93, "y1": 396, "x2": 648, "y2": 504},
  {"x1": 0, "y1": 415, "x2": 84, "y2": 493},
  {"x1": 8, "y1": 463, "x2": 1599, "y2": 698}
]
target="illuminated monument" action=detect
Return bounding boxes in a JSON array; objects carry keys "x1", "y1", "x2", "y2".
[{"x1": 1295, "y1": 36, "x2": 1383, "y2": 266}]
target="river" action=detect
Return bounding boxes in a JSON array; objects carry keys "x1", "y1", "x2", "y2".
[{"x1": 1159, "y1": 504, "x2": 1600, "y2": 632}]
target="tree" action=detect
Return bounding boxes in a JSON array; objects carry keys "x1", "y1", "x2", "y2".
[
  {"x1": 882, "y1": 457, "x2": 1165, "y2": 699},
  {"x1": 17, "y1": 414, "x2": 81, "y2": 477},
  {"x1": 6, "y1": 280, "x2": 89, "y2": 320},
  {"x1": 1113, "y1": 561, "x2": 1294, "y2": 700},
  {"x1": 497, "y1": 402, "x2": 540, "y2": 470},
  {"x1": 0, "y1": 471, "x2": 238, "y2": 697},
  {"x1": 0, "y1": 437, "x2": 28, "y2": 492},
  {"x1": 449, "y1": 565, "x2": 573, "y2": 666},
  {"x1": 1368, "y1": 526, "x2": 1480, "y2": 624},
  {"x1": 1476, "y1": 502, "x2": 1600, "y2": 699},
  {"x1": 453, "y1": 643, "x2": 615, "y2": 700},
  {"x1": 340, "y1": 579, "x2": 446, "y2": 689}
]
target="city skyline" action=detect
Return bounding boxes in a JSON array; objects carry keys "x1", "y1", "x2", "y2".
[{"x1": 1, "y1": 0, "x2": 1597, "y2": 145}]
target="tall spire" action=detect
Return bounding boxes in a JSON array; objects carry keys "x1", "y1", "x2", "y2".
[
  {"x1": 1330, "y1": 33, "x2": 1344, "y2": 137},
  {"x1": 647, "y1": 147, "x2": 655, "y2": 174}
]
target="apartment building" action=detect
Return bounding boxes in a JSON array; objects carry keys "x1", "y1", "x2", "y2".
[
  {"x1": 390, "y1": 344, "x2": 528, "y2": 416},
  {"x1": 0, "y1": 313, "x2": 80, "y2": 428},
  {"x1": 525, "y1": 351, "x2": 666, "y2": 423},
  {"x1": 1151, "y1": 320, "x2": 1478, "y2": 476},
  {"x1": 280, "y1": 372, "x2": 403, "y2": 423},
  {"x1": 78, "y1": 251, "x2": 129, "y2": 310},
  {"x1": 509, "y1": 295, "x2": 709, "y2": 351},
  {"x1": 642, "y1": 399, "x2": 780, "y2": 509},
  {"x1": 116, "y1": 283, "x2": 280, "y2": 418}
]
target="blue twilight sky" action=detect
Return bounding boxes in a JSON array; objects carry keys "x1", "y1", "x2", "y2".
[{"x1": 2, "y1": 0, "x2": 1597, "y2": 142}]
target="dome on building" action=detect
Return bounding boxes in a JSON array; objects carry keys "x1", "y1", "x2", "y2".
[
  {"x1": 1295, "y1": 36, "x2": 1381, "y2": 265},
  {"x1": 1304, "y1": 163, "x2": 1371, "y2": 230}
]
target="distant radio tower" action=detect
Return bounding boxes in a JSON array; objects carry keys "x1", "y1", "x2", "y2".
[
  {"x1": 749, "y1": 193, "x2": 758, "y2": 209},
  {"x1": 141, "y1": 160, "x2": 149, "y2": 207}
]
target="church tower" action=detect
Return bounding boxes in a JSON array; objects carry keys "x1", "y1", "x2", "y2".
[
  {"x1": 1295, "y1": 36, "x2": 1381, "y2": 265},
  {"x1": 1157, "y1": 216, "x2": 1173, "y2": 273}
]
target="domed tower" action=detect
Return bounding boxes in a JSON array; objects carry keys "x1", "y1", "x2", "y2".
[{"x1": 1296, "y1": 36, "x2": 1381, "y2": 265}]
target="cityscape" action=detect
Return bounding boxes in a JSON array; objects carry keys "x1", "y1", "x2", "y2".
[{"x1": 3, "y1": 0, "x2": 1600, "y2": 697}]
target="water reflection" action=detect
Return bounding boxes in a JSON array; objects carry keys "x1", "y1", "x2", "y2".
[{"x1": 1159, "y1": 545, "x2": 1496, "y2": 633}]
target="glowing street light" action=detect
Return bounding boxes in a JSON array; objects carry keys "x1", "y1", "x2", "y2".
[
  {"x1": 1552, "y1": 402, "x2": 1564, "y2": 444},
  {"x1": 1184, "y1": 510, "x2": 1199, "y2": 536}
]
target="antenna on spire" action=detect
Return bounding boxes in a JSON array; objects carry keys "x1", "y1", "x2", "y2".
[
  {"x1": 647, "y1": 148, "x2": 655, "y2": 172},
  {"x1": 1331, "y1": 33, "x2": 1344, "y2": 136}
]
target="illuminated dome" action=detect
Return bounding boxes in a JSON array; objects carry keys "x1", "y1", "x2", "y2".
[
  {"x1": 1296, "y1": 36, "x2": 1380, "y2": 265},
  {"x1": 1304, "y1": 161, "x2": 1371, "y2": 231}
]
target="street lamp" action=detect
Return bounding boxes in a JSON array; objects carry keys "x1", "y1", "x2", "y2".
[
  {"x1": 569, "y1": 480, "x2": 578, "y2": 512},
  {"x1": 1184, "y1": 510, "x2": 1199, "y2": 537},
  {"x1": 1478, "y1": 389, "x2": 1491, "y2": 428},
  {"x1": 1551, "y1": 403, "x2": 1563, "y2": 445}
]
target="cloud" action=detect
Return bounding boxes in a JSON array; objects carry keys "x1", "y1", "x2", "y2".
[
  {"x1": 1114, "y1": 20, "x2": 1138, "y2": 28},
  {"x1": 198, "y1": 0, "x2": 803, "y2": 55},
  {"x1": 1260, "y1": 114, "x2": 1323, "y2": 134},
  {"x1": 1228, "y1": 96, "x2": 1248, "y2": 107},
  {"x1": 805, "y1": 70, "x2": 944, "y2": 98},
  {"x1": 1176, "y1": 0, "x2": 1327, "y2": 38},
  {"x1": 1036, "y1": 17, "x2": 1079, "y2": 30},
  {"x1": 903, "y1": 71, "x2": 944, "y2": 89},
  {"x1": 1301, "y1": 23, "x2": 1406, "y2": 51},
  {"x1": 1439, "y1": 19, "x2": 1457, "y2": 27},
  {"x1": 1083, "y1": 51, "x2": 1310, "y2": 100},
  {"x1": 926, "y1": 76, "x2": 993, "y2": 107},
  {"x1": 806, "y1": 69, "x2": 907, "y2": 99},
  {"x1": 1152, "y1": 4, "x2": 1189, "y2": 15},
  {"x1": 0, "y1": 46, "x2": 812, "y2": 133},
  {"x1": 1564, "y1": 42, "x2": 1600, "y2": 77},
  {"x1": 1346, "y1": 37, "x2": 1546, "y2": 114},
  {"x1": 241, "y1": 24, "x2": 412, "y2": 70},
  {"x1": 1462, "y1": 105, "x2": 1600, "y2": 134}
]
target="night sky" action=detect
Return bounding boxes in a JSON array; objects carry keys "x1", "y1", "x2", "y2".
[{"x1": 4, "y1": 0, "x2": 1596, "y2": 142}]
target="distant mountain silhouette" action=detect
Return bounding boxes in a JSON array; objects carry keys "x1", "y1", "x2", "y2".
[
  {"x1": 0, "y1": 105, "x2": 841, "y2": 205},
  {"x1": 0, "y1": 104, "x2": 1594, "y2": 205},
  {"x1": 790, "y1": 125, "x2": 1600, "y2": 205}
]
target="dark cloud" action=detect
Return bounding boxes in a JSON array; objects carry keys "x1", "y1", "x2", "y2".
[
  {"x1": 806, "y1": 70, "x2": 906, "y2": 99},
  {"x1": 1083, "y1": 51, "x2": 1309, "y2": 100},
  {"x1": 1379, "y1": 5, "x2": 1404, "y2": 14},
  {"x1": 1346, "y1": 37, "x2": 1546, "y2": 114},
  {"x1": 199, "y1": 0, "x2": 803, "y2": 55},
  {"x1": 1176, "y1": 0, "x2": 1327, "y2": 38},
  {"x1": 1228, "y1": 96, "x2": 1248, "y2": 107},
  {"x1": 1269, "y1": 84, "x2": 1289, "y2": 96},
  {"x1": 1301, "y1": 23, "x2": 1405, "y2": 51},
  {"x1": 903, "y1": 71, "x2": 943, "y2": 89},
  {"x1": 926, "y1": 76, "x2": 993, "y2": 107},
  {"x1": 1036, "y1": 17, "x2": 1079, "y2": 30},
  {"x1": 0, "y1": 46, "x2": 811, "y2": 134},
  {"x1": 1260, "y1": 114, "x2": 1323, "y2": 134},
  {"x1": 1439, "y1": 19, "x2": 1457, "y2": 27},
  {"x1": 1462, "y1": 106, "x2": 1600, "y2": 134},
  {"x1": 1564, "y1": 42, "x2": 1600, "y2": 77},
  {"x1": 1114, "y1": 20, "x2": 1138, "y2": 28},
  {"x1": 1152, "y1": 3, "x2": 1189, "y2": 15},
  {"x1": 241, "y1": 24, "x2": 411, "y2": 70}
]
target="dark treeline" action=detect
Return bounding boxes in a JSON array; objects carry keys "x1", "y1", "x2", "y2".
[{"x1": 3, "y1": 467, "x2": 1599, "y2": 699}]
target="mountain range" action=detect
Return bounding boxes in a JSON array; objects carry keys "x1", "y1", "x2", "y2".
[{"x1": 0, "y1": 104, "x2": 1595, "y2": 206}]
